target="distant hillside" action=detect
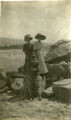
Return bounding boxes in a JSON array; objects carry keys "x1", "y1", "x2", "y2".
[
  {"x1": 0, "y1": 37, "x2": 24, "y2": 46},
  {"x1": 0, "y1": 44, "x2": 24, "y2": 50},
  {"x1": 0, "y1": 37, "x2": 24, "y2": 50}
]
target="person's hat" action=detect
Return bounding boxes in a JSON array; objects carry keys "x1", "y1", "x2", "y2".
[
  {"x1": 24, "y1": 34, "x2": 33, "y2": 41},
  {"x1": 35, "y1": 33, "x2": 46, "y2": 40}
]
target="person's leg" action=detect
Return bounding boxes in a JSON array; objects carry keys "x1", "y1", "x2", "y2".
[
  {"x1": 40, "y1": 74, "x2": 46, "y2": 90},
  {"x1": 38, "y1": 86, "x2": 42, "y2": 100},
  {"x1": 43, "y1": 75, "x2": 46, "y2": 90}
]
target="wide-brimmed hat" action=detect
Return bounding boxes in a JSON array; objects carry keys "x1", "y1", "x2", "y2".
[
  {"x1": 35, "y1": 33, "x2": 46, "y2": 40},
  {"x1": 24, "y1": 34, "x2": 33, "y2": 41}
]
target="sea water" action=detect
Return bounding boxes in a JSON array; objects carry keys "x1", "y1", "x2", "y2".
[{"x1": 0, "y1": 49, "x2": 25, "y2": 72}]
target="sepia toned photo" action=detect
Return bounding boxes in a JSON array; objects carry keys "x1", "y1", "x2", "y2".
[{"x1": 0, "y1": 1, "x2": 71, "y2": 120}]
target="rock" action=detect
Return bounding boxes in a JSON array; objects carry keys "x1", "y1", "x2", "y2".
[
  {"x1": 0, "y1": 86, "x2": 7, "y2": 93},
  {"x1": 7, "y1": 71, "x2": 24, "y2": 78},
  {"x1": 0, "y1": 69, "x2": 7, "y2": 79},
  {"x1": 11, "y1": 78, "x2": 24, "y2": 91},
  {"x1": 12, "y1": 73, "x2": 24, "y2": 78},
  {"x1": 0, "y1": 70, "x2": 7, "y2": 93},
  {"x1": 53, "y1": 79, "x2": 71, "y2": 103},
  {"x1": 46, "y1": 78, "x2": 57, "y2": 88},
  {"x1": 45, "y1": 39, "x2": 71, "y2": 63},
  {"x1": 46, "y1": 62, "x2": 69, "y2": 80},
  {"x1": 6, "y1": 72, "x2": 24, "y2": 91},
  {"x1": 18, "y1": 65, "x2": 25, "y2": 74},
  {"x1": 0, "y1": 80, "x2": 6, "y2": 89},
  {"x1": 42, "y1": 87, "x2": 53, "y2": 98}
]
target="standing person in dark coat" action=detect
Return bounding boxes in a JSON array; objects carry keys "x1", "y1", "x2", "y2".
[
  {"x1": 23, "y1": 34, "x2": 34, "y2": 100},
  {"x1": 23, "y1": 34, "x2": 33, "y2": 74}
]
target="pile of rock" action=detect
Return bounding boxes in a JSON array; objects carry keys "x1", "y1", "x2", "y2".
[
  {"x1": 45, "y1": 40, "x2": 71, "y2": 88},
  {"x1": 0, "y1": 70, "x2": 25, "y2": 95},
  {"x1": 6, "y1": 71, "x2": 24, "y2": 93}
]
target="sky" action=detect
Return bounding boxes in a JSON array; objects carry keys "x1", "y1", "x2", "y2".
[{"x1": 0, "y1": 0, "x2": 71, "y2": 44}]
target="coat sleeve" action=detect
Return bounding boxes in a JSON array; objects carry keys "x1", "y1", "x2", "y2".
[
  {"x1": 23, "y1": 44, "x2": 26, "y2": 52},
  {"x1": 33, "y1": 42, "x2": 38, "y2": 51}
]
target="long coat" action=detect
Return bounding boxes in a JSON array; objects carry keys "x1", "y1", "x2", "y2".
[
  {"x1": 34, "y1": 41, "x2": 48, "y2": 75},
  {"x1": 23, "y1": 43, "x2": 34, "y2": 73},
  {"x1": 23, "y1": 43, "x2": 34, "y2": 99}
]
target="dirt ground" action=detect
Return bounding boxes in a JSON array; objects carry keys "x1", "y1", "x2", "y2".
[{"x1": 0, "y1": 93, "x2": 71, "y2": 120}]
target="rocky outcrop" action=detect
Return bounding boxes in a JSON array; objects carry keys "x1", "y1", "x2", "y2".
[{"x1": 45, "y1": 40, "x2": 71, "y2": 63}]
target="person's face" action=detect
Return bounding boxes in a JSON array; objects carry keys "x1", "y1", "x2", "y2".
[{"x1": 38, "y1": 39, "x2": 41, "y2": 42}]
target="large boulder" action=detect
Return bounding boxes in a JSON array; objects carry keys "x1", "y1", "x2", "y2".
[
  {"x1": 42, "y1": 87, "x2": 53, "y2": 98},
  {"x1": 6, "y1": 71, "x2": 24, "y2": 92},
  {"x1": 53, "y1": 79, "x2": 71, "y2": 103},
  {"x1": 11, "y1": 78, "x2": 24, "y2": 92},
  {"x1": 46, "y1": 61, "x2": 70, "y2": 88},
  {"x1": 46, "y1": 61, "x2": 70, "y2": 80},
  {"x1": 45, "y1": 40, "x2": 71, "y2": 63}
]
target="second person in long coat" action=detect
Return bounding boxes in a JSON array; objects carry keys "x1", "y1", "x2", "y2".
[
  {"x1": 34, "y1": 33, "x2": 48, "y2": 89},
  {"x1": 34, "y1": 33, "x2": 48, "y2": 75}
]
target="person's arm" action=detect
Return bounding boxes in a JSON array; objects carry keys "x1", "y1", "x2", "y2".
[{"x1": 33, "y1": 42, "x2": 38, "y2": 52}]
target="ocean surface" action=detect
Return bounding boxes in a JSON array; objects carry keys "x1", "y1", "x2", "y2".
[{"x1": 0, "y1": 49, "x2": 25, "y2": 72}]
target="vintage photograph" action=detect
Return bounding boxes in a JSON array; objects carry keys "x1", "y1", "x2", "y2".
[{"x1": 0, "y1": 1, "x2": 71, "y2": 120}]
